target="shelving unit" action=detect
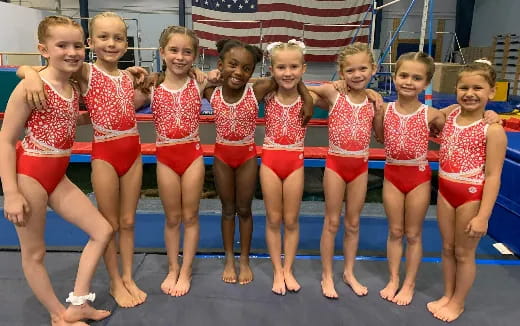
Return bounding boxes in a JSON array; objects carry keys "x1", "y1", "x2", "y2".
[{"x1": 492, "y1": 34, "x2": 520, "y2": 96}]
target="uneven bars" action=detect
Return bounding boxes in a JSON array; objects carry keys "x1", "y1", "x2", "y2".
[{"x1": 375, "y1": 0, "x2": 401, "y2": 10}]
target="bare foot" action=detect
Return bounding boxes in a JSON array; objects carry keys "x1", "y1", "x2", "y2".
[
  {"x1": 172, "y1": 270, "x2": 192, "y2": 297},
  {"x1": 433, "y1": 301, "x2": 464, "y2": 322},
  {"x1": 161, "y1": 270, "x2": 179, "y2": 295},
  {"x1": 272, "y1": 271, "x2": 286, "y2": 295},
  {"x1": 222, "y1": 255, "x2": 237, "y2": 284},
  {"x1": 284, "y1": 270, "x2": 301, "y2": 292},
  {"x1": 321, "y1": 276, "x2": 338, "y2": 299},
  {"x1": 63, "y1": 303, "x2": 111, "y2": 322},
  {"x1": 110, "y1": 281, "x2": 137, "y2": 308},
  {"x1": 343, "y1": 273, "x2": 368, "y2": 296},
  {"x1": 427, "y1": 296, "x2": 451, "y2": 315},
  {"x1": 379, "y1": 280, "x2": 399, "y2": 302},
  {"x1": 238, "y1": 259, "x2": 253, "y2": 285},
  {"x1": 392, "y1": 284, "x2": 414, "y2": 305},
  {"x1": 123, "y1": 279, "x2": 147, "y2": 304}
]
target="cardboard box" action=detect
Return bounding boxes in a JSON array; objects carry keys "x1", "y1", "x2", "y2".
[{"x1": 431, "y1": 63, "x2": 464, "y2": 94}]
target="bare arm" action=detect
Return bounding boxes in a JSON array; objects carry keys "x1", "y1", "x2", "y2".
[
  {"x1": 306, "y1": 83, "x2": 338, "y2": 110},
  {"x1": 465, "y1": 124, "x2": 507, "y2": 238},
  {"x1": 0, "y1": 82, "x2": 32, "y2": 226},
  {"x1": 428, "y1": 107, "x2": 447, "y2": 137},
  {"x1": 372, "y1": 102, "x2": 386, "y2": 143},
  {"x1": 16, "y1": 65, "x2": 47, "y2": 110},
  {"x1": 252, "y1": 77, "x2": 277, "y2": 101},
  {"x1": 297, "y1": 81, "x2": 314, "y2": 126}
]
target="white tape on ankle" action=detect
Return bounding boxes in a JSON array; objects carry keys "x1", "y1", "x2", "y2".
[{"x1": 65, "y1": 292, "x2": 96, "y2": 306}]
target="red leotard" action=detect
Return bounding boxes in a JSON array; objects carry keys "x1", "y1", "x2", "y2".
[
  {"x1": 211, "y1": 84, "x2": 258, "y2": 169},
  {"x1": 262, "y1": 93, "x2": 306, "y2": 180},
  {"x1": 438, "y1": 107, "x2": 487, "y2": 208},
  {"x1": 16, "y1": 78, "x2": 79, "y2": 194},
  {"x1": 383, "y1": 102, "x2": 431, "y2": 194},
  {"x1": 82, "y1": 63, "x2": 140, "y2": 176},
  {"x1": 325, "y1": 93, "x2": 374, "y2": 183},
  {"x1": 151, "y1": 78, "x2": 203, "y2": 175}
]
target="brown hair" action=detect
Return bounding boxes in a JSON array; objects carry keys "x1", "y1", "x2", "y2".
[
  {"x1": 89, "y1": 12, "x2": 127, "y2": 36},
  {"x1": 336, "y1": 42, "x2": 375, "y2": 71},
  {"x1": 38, "y1": 15, "x2": 83, "y2": 43},
  {"x1": 395, "y1": 52, "x2": 435, "y2": 82},
  {"x1": 216, "y1": 39, "x2": 263, "y2": 64},
  {"x1": 457, "y1": 59, "x2": 496, "y2": 87},
  {"x1": 268, "y1": 42, "x2": 305, "y2": 66},
  {"x1": 155, "y1": 25, "x2": 200, "y2": 87}
]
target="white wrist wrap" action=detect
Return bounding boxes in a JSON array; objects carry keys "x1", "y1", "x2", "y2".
[{"x1": 65, "y1": 292, "x2": 96, "y2": 306}]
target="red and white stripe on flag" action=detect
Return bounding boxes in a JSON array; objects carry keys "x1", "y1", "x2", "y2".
[{"x1": 192, "y1": 0, "x2": 372, "y2": 62}]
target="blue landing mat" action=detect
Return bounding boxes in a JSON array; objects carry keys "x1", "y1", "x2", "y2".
[{"x1": 0, "y1": 211, "x2": 502, "y2": 257}]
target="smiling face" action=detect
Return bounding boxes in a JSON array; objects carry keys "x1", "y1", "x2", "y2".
[
  {"x1": 393, "y1": 60, "x2": 430, "y2": 98},
  {"x1": 88, "y1": 16, "x2": 128, "y2": 64},
  {"x1": 456, "y1": 72, "x2": 496, "y2": 112},
  {"x1": 270, "y1": 48, "x2": 306, "y2": 91},
  {"x1": 218, "y1": 47, "x2": 256, "y2": 90},
  {"x1": 160, "y1": 33, "x2": 196, "y2": 77},
  {"x1": 339, "y1": 51, "x2": 375, "y2": 91},
  {"x1": 38, "y1": 24, "x2": 85, "y2": 74}
]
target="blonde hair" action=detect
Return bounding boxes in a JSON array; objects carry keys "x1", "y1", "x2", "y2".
[
  {"x1": 457, "y1": 59, "x2": 496, "y2": 87},
  {"x1": 89, "y1": 12, "x2": 127, "y2": 36},
  {"x1": 395, "y1": 52, "x2": 435, "y2": 82},
  {"x1": 156, "y1": 25, "x2": 200, "y2": 87},
  {"x1": 268, "y1": 41, "x2": 305, "y2": 66},
  {"x1": 337, "y1": 42, "x2": 375, "y2": 70},
  {"x1": 38, "y1": 15, "x2": 83, "y2": 43}
]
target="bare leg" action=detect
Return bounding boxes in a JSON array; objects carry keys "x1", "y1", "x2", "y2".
[
  {"x1": 15, "y1": 175, "x2": 68, "y2": 324},
  {"x1": 157, "y1": 162, "x2": 182, "y2": 295},
  {"x1": 427, "y1": 193, "x2": 456, "y2": 314},
  {"x1": 91, "y1": 159, "x2": 136, "y2": 308},
  {"x1": 320, "y1": 168, "x2": 346, "y2": 299},
  {"x1": 261, "y1": 164, "x2": 285, "y2": 295},
  {"x1": 380, "y1": 179, "x2": 405, "y2": 301},
  {"x1": 49, "y1": 177, "x2": 112, "y2": 322},
  {"x1": 235, "y1": 157, "x2": 257, "y2": 285},
  {"x1": 281, "y1": 167, "x2": 304, "y2": 292},
  {"x1": 172, "y1": 158, "x2": 204, "y2": 297},
  {"x1": 119, "y1": 157, "x2": 147, "y2": 304},
  {"x1": 213, "y1": 158, "x2": 238, "y2": 284},
  {"x1": 434, "y1": 201, "x2": 481, "y2": 323},
  {"x1": 342, "y1": 172, "x2": 368, "y2": 296},
  {"x1": 392, "y1": 181, "x2": 430, "y2": 305}
]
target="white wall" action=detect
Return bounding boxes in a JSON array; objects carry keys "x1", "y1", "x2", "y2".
[
  {"x1": 0, "y1": 2, "x2": 50, "y2": 53},
  {"x1": 471, "y1": 0, "x2": 519, "y2": 47}
]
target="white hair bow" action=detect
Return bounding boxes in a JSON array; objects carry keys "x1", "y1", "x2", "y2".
[
  {"x1": 474, "y1": 59, "x2": 492, "y2": 66},
  {"x1": 288, "y1": 39, "x2": 306, "y2": 54},
  {"x1": 266, "y1": 42, "x2": 283, "y2": 55}
]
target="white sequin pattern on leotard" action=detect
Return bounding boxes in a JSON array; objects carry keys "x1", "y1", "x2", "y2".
[
  {"x1": 22, "y1": 78, "x2": 79, "y2": 156},
  {"x1": 439, "y1": 107, "x2": 487, "y2": 184},
  {"x1": 151, "y1": 78, "x2": 201, "y2": 145}
]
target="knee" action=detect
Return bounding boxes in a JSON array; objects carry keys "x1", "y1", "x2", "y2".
[
  {"x1": 344, "y1": 218, "x2": 360, "y2": 236},
  {"x1": 284, "y1": 219, "x2": 299, "y2": 232},
  {"x1": 21, "y1": 247, "x2": 46, "y2": 266},
  {"x1": 325, "y1": 216, "x2": 341, "y2": 234},
  {"x1": 119, "y1": 215, "x2": 135, "y2": 231},
  {"x1": 165, "y1": 214, "x2": 182, "y2": 229},
  {"x1": 454, "y1": 246, "x2": 474, "y2": 263},
  {"x1": 221, "y1": 204, "x2": 236, "y2": 220},
  {"x1": 441, "y1": 244, "x2": 455, "y2": 258},
  {"x1": 94, "y1": 220, "x2": 114, "y2": 244},
  {"x1": 236, "y1": 206, "x2": 252, "y2": 220},
  {"x1": 388, "y1": 228, "x2": 404, "y2": 241},
  {"x1": 182, "y1": 214, "x2": 199, "y2": 227},
  {"x1": 266, "y1": 216, "x2": 282, "y2": 230},
  {"x1": 405, "y1": 231, "x2": 422, "y2": 246}
]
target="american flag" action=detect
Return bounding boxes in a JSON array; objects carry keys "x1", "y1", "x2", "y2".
[{"x1": 192, "y1": 0, "x2": 372, "y2": 62}]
